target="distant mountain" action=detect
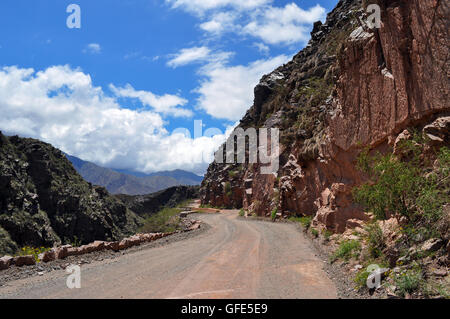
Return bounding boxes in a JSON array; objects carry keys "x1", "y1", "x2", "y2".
[
  {"x1": 115, "y1": 168, "x2": 204, "y2": 185},
  {"x1": 66, "y1": 155, "x2": 203, "y2": 196},
  {"x1": 0, "y1": 133, "x2": 141, "y2": 255}
]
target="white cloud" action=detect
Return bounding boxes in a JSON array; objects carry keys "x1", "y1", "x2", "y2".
[
  {"x1": 195, "y1": 54, "x2": 290, "y2": 121},
  {"x1": 167, "y1": 46, "x2": 233, "y2": 68},
  {"x1": 167, "y1": 1, "x2": 325, "y2": 46},
  {"x1": 253, "y1": 42, "x2": 270, "y2": 55},
  {"x1": 166, "y1": 0, "x2": 271, "y2": 15},
  {"x1": 0, "y1": 65, "x2": 227, "y2": 174},
  {"x1": 199, "y1": 11, "x2": 238, "y2": 35},
  {"x1": 243, "y1": 4, "x2": 326, "y2": 45},
  {"x1": 83, "y1": 43, "x2": 102, "y2": 54},
  {"x1": 167, "y1": 46, "x2": 212, "y2": 67},
  {"x1": 109, "y1": 84, "x2": 192, "y2": 118}
]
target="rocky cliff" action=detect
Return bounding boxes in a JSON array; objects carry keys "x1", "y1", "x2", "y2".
[
  {"x1": 201, "y1": 0, "x2": 449, "y2": 233},
  {"x1": 0, "y1": 132, "x2": 141, "y2": 255}
]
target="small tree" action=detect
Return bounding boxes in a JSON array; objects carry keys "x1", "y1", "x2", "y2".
[{"x1": 353, "y1": 142, "x2": 449, "y2": 241}]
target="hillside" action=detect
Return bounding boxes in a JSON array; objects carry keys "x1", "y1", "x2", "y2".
[
  {"x1": 202, "y1": 0, "x2": 449, "y2": 230},
  {"x1": 0, "y1": 133, "x2": 142, "y2": 255},
  {"x1": 66, "y1": 155, "x2": 203, "y2": 196},
  {"x1": 116, "y1": 185, "x2": 199, "y2": 217},
  {"x1": 200, "y1": 0, "x2": 449, "y2": 297}
]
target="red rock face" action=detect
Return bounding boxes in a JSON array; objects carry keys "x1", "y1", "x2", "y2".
[
  {"x1": 311, "y1": 0, "x2": 449, "y2": 231},
  {"x1": 201, "y1": 0, "x2": 449, "y2": 233},
  {"x1": 331, "y1": 0, "x2": 449, "y2": 151}
]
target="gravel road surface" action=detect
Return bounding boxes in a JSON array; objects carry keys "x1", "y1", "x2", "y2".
[{"x1": 0, "y1": 210, "x2": 337, "y2": 299}]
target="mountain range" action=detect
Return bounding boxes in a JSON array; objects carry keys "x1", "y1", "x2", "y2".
[{"x1": 66, "y1": 154, "x2": 203, "y2": 196}]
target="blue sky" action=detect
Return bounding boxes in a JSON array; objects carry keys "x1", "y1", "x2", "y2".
[{"x1": 0, "y1": 0, "x2": 338, "y2": 175}]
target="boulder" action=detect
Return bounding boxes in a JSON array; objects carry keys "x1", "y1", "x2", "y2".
[
  {"x1": 393, "y1": 130, "x2": 412, "y2": 156},
  {"x1": 39, "y1": 250, "x2": 56, "y2": 263},
  {"x1": 14, "y1": 255, "x2": 36, "y2": 267},
  {"x1": 55, "y1": 245, "x2": 72, "y2": 259},
  {"x1": 105, "y1": 241, "x2": 120, "y2": 252},
  {"x1": 66, "y1": 247, "x2": 81, "y2": 257},
  {"x1": 432, "y1": 269, "x2": 448, "y2": 277},
  {"x1": 423, "y1": 117, "x2": 450, "y2": 146},
  {"x1": 346, "y1": 219, "x2": 365, "y2": 230},
  {"x1": 0, "y1": 256, "x2": 13, "y2": 270},
  {"x1": 77, "y1": 245, "x2": 91, "y2": 255},
  {"x1": 421, "y1": 238, "x2": 444, "y2": 253},
  {"x1": 91, "y1": 241, "x2": 106, "y2": 252},
  {"x1": 142, "y1": 234, "x2": 153, "y2": 242},
  {"x1": 118, "y1": 239, "x2": 131, "y2": 250},
  {"x1": 189, "y1": 223, "x2": 201, "y2": 231}
]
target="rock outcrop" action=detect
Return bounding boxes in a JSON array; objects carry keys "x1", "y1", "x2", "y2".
[
  {"x1": 201, "y1": 0, "x2": 449, "y2": 232},
  {"x1": 0, "y1": 133, "x2": 142, "y2": 255}
]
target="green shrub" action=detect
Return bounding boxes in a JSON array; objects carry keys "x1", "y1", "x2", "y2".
[
  {"x1": 354, "y1": 268, "x2": 371, "y2": 289},
  {"x1": 323, "y1": 229, "x2": 333, "y2": 241},
  {"x1": 239, "y1": 209, "x2": 245, "y2": 217},
  {"x1": 395, "y1": 267, "x2": 423, "y2": 297},
  {"x1": 271, "y1": 208, "x2": 278, "y2": 221},
  {"x1": 299, "y1": 216, "x2": 313, "y2": 229},
  {"x1": 354, "y1": 144, "x2": 449, "y2": 243},
  {"x1": 311, "y1": 228, "x2": 319, "y2": 238},
  {"x1": 225, "y1": 181, "x2": 232, "y2": 197},
  {"x1": 296, "y1": 77, "x2": 332, "y2": 108},
  {"x1": 139, "y1": 207, "x2": 182, "y2": 233},
  {"x1": 365, "y1": 223, "x2": 385, "y2": 258},
  {"x1": 331, "y1": 240, "x2": 361, "y2": 263},
  {"x1": 228, "y1": 170, "x2": 238, "y2": 178},
  {"x1": 288, "y1": 216, "x2": 313, "y2": 229},
  {"x1": 354, "y1": 152, "x2": 419, "y2": 220},
  {"x1": 71, "y1": 236, "x2": 82, "y2": 248}
]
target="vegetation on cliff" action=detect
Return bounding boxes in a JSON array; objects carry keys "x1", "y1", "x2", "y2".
[
  {"x1": 0, "y1": 132, "x2": 142, "y2": 255},
  {"x1": 200, "y1": 0, "x2": 449, "y2": 298}
]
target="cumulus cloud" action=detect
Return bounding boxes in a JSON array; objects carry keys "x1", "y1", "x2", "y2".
[
  {"x1": 243, "y1": 4, "x2": 326, "y2": 44},
  {"x1": 109, "y1": 84, "x2": 192, "y2": 117},
  {"x1": 165, "y1": 0, "x2": 271, "y2": 15},
  {"x1": 0, "y1": 65, "x2": 227, "y2": 174},
  {"x1": 167, "y1": 1, "x2": 326, "y2": 46},
  {"x1": 195, "y1": 54, "x2": 290, "y2": 121},
  {"x1": 83, "y1": 43, "x2": 102, "y2": 54},
  {"x1": 167, "y1": 46, "x2": 233, "y2": 68},
  {"x1": 167, "y1": 46, "x2": 212, "y2": 67},
  {"x1": 253, "y1": 42, "x2": 270, "y2": 55},
  {"x1": 199, "y1": 11, "x2": 238, "y2": 35}
]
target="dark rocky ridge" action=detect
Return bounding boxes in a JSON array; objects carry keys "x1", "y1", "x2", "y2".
[
  {"x1": 0, "y1": 132, "x2": 142, "y2": 255},
  {"x1": 116, "y1": 185, "x2": 199, "y2": 217}
]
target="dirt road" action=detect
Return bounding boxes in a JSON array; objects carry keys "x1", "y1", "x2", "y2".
[{"x1": 0, "y1": 210, "x2": 337, "y2": 299}]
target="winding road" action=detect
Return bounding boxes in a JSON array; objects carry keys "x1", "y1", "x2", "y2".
[{"x1": 0, "y1": 210, "x2": 337, "y2": 299}]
